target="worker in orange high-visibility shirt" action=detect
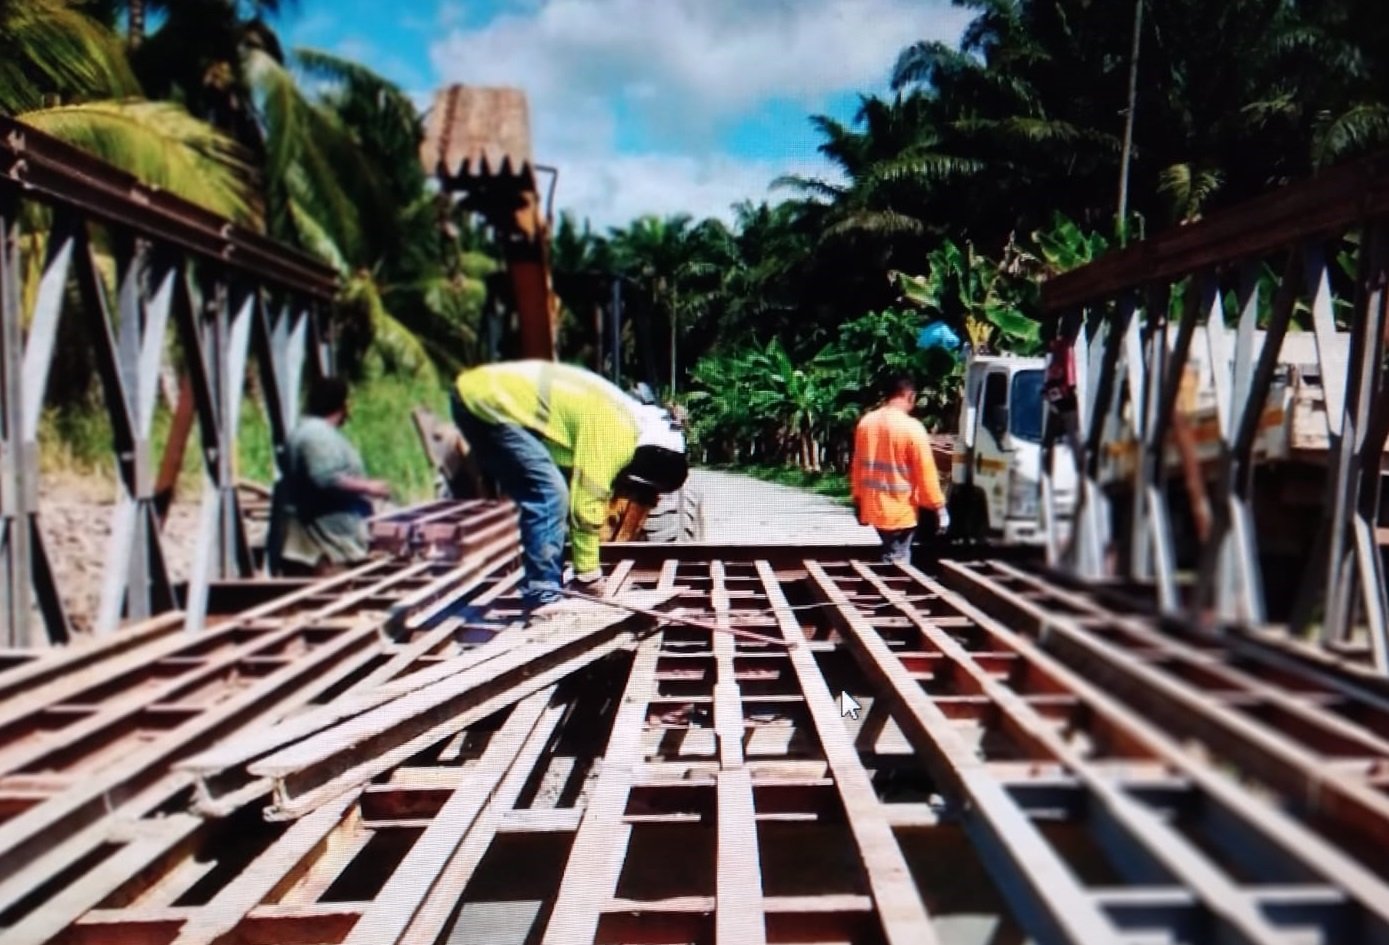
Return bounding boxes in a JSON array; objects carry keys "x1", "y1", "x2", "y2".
[{"x1": 851, "y1": 374, "x2": 948, "y2": 563}]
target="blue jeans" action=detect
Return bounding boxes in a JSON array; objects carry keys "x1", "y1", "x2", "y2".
[
  {"x1": 452, "y1": 396, "x2": 568, "y2": 607},
  {"x1": 876, "y1": 527, "x2": 914, "y2": 564}
]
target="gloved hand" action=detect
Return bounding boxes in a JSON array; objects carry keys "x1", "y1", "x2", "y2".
[
  {"x1": 573, "y1": 569, "x2": 605, "y2": 596},
  {"x1": 935, "y1": 506, "x2": 951, "y2": 535}
]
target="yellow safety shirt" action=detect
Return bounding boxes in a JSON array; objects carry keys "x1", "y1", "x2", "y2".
[
  {"x1": 455, "y1": 361, "x2": 638, "y2": 573},
  {"x1": 851, "y1": 405, "x2": 945, "y2": 531}
]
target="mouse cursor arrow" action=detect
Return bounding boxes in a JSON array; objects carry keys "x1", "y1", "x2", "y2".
[{"x1": 839, "y1": 692, "x2": 861, "y2": 720}]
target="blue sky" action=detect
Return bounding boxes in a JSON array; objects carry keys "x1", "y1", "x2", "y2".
[{"x1": 280, "y1": 0, "x2": 969, "y2": 227}]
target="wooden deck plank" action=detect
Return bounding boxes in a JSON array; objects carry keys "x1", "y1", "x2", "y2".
[
  {"x1": 710, "y1": 562, "x2": 765, "y2": 945},
  {"x1": 341, "y1": 689, "x2": 555, "y2": 944},
  {"x1": 804, "y1": 560, "x2": 1117, "y2": 945},
  {"x1": 539, "y1": 635, "x2": 662, "y2": 945},
  {"x1": 755, "y1": 561, "x2": 938, "y2": 945}
]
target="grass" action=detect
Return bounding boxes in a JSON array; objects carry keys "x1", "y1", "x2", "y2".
[
  {"x1": 240, "y1": 372, "x2": 449, "y2": 503},
  {"x1": 38, "y1": 371, "x2": 450, "y2": 504},
  {"x1": 708, "y1": 462, "x2": 853, "y2": 505}
]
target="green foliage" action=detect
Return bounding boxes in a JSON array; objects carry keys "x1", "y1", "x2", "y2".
[
  {"x1": 19, "y1": 101, "x2": 262, "y2": 225},
  {"x1": 238, "y1": 373, "x2": 447, "y2": 502},
  {"x1": 0, "y1": 0, "x2": 137, "y2": 113}
]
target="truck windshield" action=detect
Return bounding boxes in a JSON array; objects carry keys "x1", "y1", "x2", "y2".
[{"x1": 1010, "y1": 370, "x2": 1045, "y2": 443}]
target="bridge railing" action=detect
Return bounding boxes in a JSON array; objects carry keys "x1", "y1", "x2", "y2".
[
  {"x1": 0, "y1": 116, "x2": 339, "y2": 646},
  {"x1": 1041, "y1": 150, "x2": 1389, "y2": 671}
]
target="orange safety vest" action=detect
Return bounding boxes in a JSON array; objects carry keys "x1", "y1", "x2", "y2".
[{"x1": 851, "y1": 405, "x2": 945, "y2": 530}]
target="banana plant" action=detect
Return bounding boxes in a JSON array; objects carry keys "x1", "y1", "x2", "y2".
[{"x1": 892, "y1": 238, "x2": 1041, "y2": 354}]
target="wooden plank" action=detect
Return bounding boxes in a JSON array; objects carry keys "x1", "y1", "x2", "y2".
[
  {"x1": 755, "y1": 561, "x2": 938, "y2": 945},
  {"x1": 0, "y1": 813, "x2": 201, "y2": 944},
  {"x1": 710, "y1": 562, "x2": 765, "y2": 945},
  {"x1": 539, "y1": 635, "x2": 662, "y2": 945},
  {"x1": 248, "y1": 590, "x2": 673, "y2": 819},
  {"x1": 168, "y1": 791, "x2": 360, "y2": 945},
  {"x1": 803, "y1": 560, "x2": 1117, "y2": 945},
  {"x1": 342, "y1": 689, "x2": 556, "y2": 944}
]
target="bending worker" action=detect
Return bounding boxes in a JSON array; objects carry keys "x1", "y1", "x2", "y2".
[
  {"x1": 451, "y1": 360, "x2": 688, "y2": 612},
  {"x1": 851, "y1": 374, "x2": 949, "y2": 562}
]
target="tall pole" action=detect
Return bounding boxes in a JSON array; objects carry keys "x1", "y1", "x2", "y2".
[
  {"x1": 1116, "y1": 0, "x2": 1144, "y2": 244},
  {"x1": 609, "y1": 277, "x2": 622, "y2": 386},
  {"x1": 669, "y1": 285, "x2": 678, "y2": 396}
]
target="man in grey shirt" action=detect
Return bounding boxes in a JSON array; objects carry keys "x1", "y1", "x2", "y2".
[{"x1": 276, "y1": 378, "x2": 391, "y2": 575}]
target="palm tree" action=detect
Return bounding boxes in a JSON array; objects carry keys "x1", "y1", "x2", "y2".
[{"x1": 1, "y1": 0, "x2": 138, "y2": 112}]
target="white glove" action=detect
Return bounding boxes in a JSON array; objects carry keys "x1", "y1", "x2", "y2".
[{"x1": 936, "y1": 507, "x2": 951, "y2": 535}]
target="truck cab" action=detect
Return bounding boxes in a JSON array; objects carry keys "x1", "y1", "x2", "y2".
[{"x1": 951, "y1": 355, "x2": 1077, "y2": 544}]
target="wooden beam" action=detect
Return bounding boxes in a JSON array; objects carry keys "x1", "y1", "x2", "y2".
[
  {"x1": 540, "y1": 635, "x2": 662, "y2": 945},
  {"x1": 803, "y1": 560, "x2": 1117, "y2": 945},
  {"x1": 247, "y1": 590, "x2": 673, "y2": 819},
  {"x1": 341, "y1": 689, "x2": 556, "y2": 944},
  {"x1": 755, "y1": 561, "x2": 938, "y2": 945}
]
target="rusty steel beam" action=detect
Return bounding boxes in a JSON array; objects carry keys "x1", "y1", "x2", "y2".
[
  {"x1": 0, "y1": 118, "x2": 337, "y2": 298},
  {"x1": 8, "y1": 518, "x2": 1389, "y2": 944},
  {"x1": 1044, "y1": 149, "x2": 1389, "y2": 314}
]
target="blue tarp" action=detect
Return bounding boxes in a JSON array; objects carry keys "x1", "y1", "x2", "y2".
[{"x1": 917, "y1": 321, "x2": 963, "y2": 352}]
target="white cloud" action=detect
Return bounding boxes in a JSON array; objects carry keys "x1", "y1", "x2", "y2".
[
  {"x1": 554, "y1": 152, "x2": 838, "y2": 230},
  {"x1": 427, "y1": 0, "x2": 967, "y2": 224}
]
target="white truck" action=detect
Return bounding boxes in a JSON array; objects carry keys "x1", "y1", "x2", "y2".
[
  {"x1": 947, "y1": 355, "x2": 1077, "y2": 545},
  {"x1": 948, "y1": 331, "x2": 1340, "y2": 557}
]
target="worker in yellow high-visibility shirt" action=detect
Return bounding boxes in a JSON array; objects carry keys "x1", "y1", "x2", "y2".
[
  {"x1": 851, "y1": 374, "x2": 948, "y2": 563},
  {"x1": 451, "y1": 361, "x2": 688, "y2": 615}
]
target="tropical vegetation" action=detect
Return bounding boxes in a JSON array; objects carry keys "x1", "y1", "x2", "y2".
[{"x1": 8, "y1": 0, "x2": 1389, "y2": 488}]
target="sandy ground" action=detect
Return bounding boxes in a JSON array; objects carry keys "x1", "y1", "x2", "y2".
[
  {"x1": 686, "y1": 468, "x2": 878, "y2": 545},
  {"x1": 34, "y1": 475, "x2": 265, "y2": 635}
]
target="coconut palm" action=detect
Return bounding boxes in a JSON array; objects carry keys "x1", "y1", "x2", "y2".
[{"x1": 1, "y1": 0, "x2": 138, "y2": 113}]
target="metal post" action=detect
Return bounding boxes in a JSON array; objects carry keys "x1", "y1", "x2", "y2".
[
  {"x1": 1071, "y1": 297, "x2": 1133, "y2": 578},
  {"x1": 1305, "y1": 245, "x2": 1357, "y2": 644},
  {"x1": 0, "y1": 193, "x2": 30, "y2": 646},
  {"x1": 1144, "y1": 276, "x2": 1206, "y2": 614},
  {"x1": 1329, "y1": 226, "x2": 1389, "y2": 665},
  {"x1": 610, "y1": 277, "x2": 623, "y2": 386},
  {"x1": 1116, "y1": 0, "x2": 1144, "y2": 239}
]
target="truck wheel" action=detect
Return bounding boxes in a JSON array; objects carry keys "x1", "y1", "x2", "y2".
[{"x1": 640, "y1": 486, "x2": 704, "y2": 542}]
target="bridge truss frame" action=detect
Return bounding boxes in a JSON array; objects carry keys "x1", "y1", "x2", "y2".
[{"x1": 0, "y1": 117, "x2": 339, "y2": 647}]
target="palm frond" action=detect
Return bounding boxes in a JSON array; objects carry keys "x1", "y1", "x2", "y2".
[
  {"x1": 18, "y1": 101, "x2": 262, "y2": 226},
  {"x1": 821, "y1": 210, "x2": 925, "y2": 243},
  {"x1": 0, "y1": 0, "x2": 137, "y2": 113},
  {"x1": 770, "y1": 175, "x2": 846, "y2": 201},
  {"x1": 1313, "y1": 103, "x2": 1389, "y2": 166}
]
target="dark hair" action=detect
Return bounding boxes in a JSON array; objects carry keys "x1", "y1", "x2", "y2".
[
  {"x1": 883, "y1": 374, "x2": 917, "y2": 401},
  {"x1": 307, "y1": 377, "x2": 349, "y2": 418}
]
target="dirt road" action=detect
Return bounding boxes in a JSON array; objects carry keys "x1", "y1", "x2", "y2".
[{"x1": 686, "y1": 469, "x2": 877, "y2": 545}]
